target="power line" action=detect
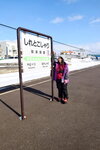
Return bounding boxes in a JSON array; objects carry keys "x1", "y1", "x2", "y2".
[
  {"x1": 53, "y1": 40, "x2": 82, "y2": 50},
  {"x1": 53, "y1": 40, "x2": 95, "y2": 53},
  {"x1": 0, "y1": 23, "x2": 95, "y2": 53},
  {"x1": 0, "y1": 23, "x2": 16, "y2": 30}
]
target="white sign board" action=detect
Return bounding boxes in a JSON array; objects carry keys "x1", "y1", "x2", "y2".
[{"x1": 21, "y1": 32, "x2": 51, "y2": 75}]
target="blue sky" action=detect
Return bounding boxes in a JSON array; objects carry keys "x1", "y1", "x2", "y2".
[{"x1": 0, "y1": 0, "x2": 100, "y2": 53}]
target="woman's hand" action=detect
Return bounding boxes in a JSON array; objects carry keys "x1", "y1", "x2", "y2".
[{"x1": 64, "y1": 79, "x2": 69, "y2": 84}]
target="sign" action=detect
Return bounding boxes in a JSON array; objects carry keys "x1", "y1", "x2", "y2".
[
  {"x1": 17, "y1": 27, "x2": 53, "y2": 120},
  {"x1": 21, "y1": 32, "x2": 51, "y2": 73}
]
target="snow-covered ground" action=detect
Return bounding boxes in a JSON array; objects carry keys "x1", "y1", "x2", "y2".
[
  {"x1": 68, "y1": 57, "x2": 100, "y2": 71},
  {"x1": 0, "y1": 59, "x2": 18, "y2": 64},
  {"x1": 0, "y1": 58, "x2": 100, "y2": 88}
]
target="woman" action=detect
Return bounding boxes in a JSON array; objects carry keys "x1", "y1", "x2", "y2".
[{"x1": 53, "y1": 56, "x2": 69, "y2": 103}]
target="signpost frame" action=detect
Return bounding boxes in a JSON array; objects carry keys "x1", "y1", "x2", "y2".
[{"x1": 17, "y1": 27, "x2": 54, "y2": 120}]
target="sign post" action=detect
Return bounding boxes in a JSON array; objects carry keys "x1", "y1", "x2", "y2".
[
  {"x1": 17, "y1": 27, "x2": 54, "y2": 120},
  {"x1": 17, "y1": 28, "x2": 25, "y2": 120}
]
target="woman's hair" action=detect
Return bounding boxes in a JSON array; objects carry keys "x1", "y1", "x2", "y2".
[{"x1": 58, "y1": 56, "x2": 64, "y2": 64}]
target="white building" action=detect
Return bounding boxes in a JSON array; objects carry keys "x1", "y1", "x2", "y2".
[
  {"x1": 0, "y1": 40, "x2": 17, "y2": 59},
  {"x1": 60, "y1": 49, "x2": 87, "y2": 60}
]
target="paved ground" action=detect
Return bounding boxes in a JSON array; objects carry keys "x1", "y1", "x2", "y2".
[{"x1": 0, "y1": 65, "x2": 100, "y2": 150}]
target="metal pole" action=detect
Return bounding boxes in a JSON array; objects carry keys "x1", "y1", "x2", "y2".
[
  {"x1": 51, "y1": 38, "x2": 54, "y2": 101},
  {"x1": 17, "y1": 28, "x2": 25, "y2": 120}
]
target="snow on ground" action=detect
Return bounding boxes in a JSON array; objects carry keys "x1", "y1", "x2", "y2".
[
  {"x1": 67, "y1": 57, "x2": 100, "y2": 72},
  {"x1": 0, "y1": 59, "x2": 18, "y2": 64},
  {"x1": 0, "y1": 58, "x2": 100, "y2": 88}
]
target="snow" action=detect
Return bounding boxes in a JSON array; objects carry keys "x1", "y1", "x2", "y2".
[
  {"x1": 68, "y1": 58, "x2": 100, "y2": 72},
  {"x1": 0, "y1": 59, "x2": 18, "y2": 64},
  {"x1": 0, "y1": 58, "x2": 100, "y2": 88}
]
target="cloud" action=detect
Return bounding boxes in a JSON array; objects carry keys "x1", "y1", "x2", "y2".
[
  {"x1": 90, "y1": 18, "x2": 100, "y2": 24},
  {"x1": 68, "y1": 15, "x2": 84, "y2": 21},
  {"x1": 36, "y1": 18, "x2": 43, "y2": 22},
  {"x1": 63, "y1": 0, "x2": 78, "y2": 4},
  {"x1": 50, "y1": 17, "x2": 64, "y2": 24},
  {"x1": 78, "y1": 42, "x2": 100, "y2": 54}
]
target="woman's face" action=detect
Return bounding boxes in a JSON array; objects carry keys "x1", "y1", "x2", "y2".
[{"x1": 58, "y1": 57, "x2": 62, "y2": 63}]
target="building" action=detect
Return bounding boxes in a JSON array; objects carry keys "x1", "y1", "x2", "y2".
[
  {"x1": 0, "y1": 40, "x2": 17, "y2": 59},
  {"x1": 60, "y1": 49, "x2": 87, "y2": 60}
]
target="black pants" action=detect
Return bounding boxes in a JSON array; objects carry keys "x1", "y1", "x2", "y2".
[{"x1": 56, "y1": 79, "x2": 68, "y2": 99}]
